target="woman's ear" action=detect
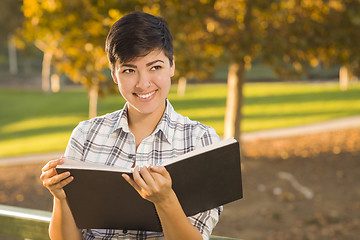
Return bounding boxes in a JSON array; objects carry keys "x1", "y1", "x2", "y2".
[
  {"x1": 112, "y1": 62, "x2": 120, "y2": 84},
  {"x1": 112, "y1": 71, "x2": 118, "y2": 84},
  {"x1": 170, "y1": 57, "x2": 175, "y2": 77}
]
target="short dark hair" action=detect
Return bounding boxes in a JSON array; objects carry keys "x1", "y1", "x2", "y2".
[{"x1": 105, "y1": 11, "x2": 174, "y2": 72}]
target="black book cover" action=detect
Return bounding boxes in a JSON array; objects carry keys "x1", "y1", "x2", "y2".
[{"x1": 57, "y1": 138, "x2": 243, "y2": 232}]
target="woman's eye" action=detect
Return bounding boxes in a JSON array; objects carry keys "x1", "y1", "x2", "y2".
[
  {"x1": 122, "y1": 69, "x2": 134, "y2": 73},
  {"x1": 150, "y1": 66, "x2": 161, "y2": 71}
]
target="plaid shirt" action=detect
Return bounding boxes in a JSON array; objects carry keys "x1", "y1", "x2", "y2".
[{"x1": 65, "y1": 99, "x2": 222, "y2": 240}]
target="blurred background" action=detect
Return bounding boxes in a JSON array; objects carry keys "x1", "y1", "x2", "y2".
[{"x1": 0, "y1": 0, "x2": 359, "y2": 239}]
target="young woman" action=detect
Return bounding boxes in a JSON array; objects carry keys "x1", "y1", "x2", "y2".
[{"x1": 40, "y1": 11, "x2": 221, "y2": 240}]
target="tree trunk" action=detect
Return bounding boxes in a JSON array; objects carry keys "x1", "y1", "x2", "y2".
[
  {"x1": 88, "y1": 83, "x2": 99, "y2": 119},
  {"x1": 339, "y1": 65, "x2": 350, "y2": 91},
  {"x1": 51, "y1": 73, "x2": 60, "y2": 92},
  {"x1": 224, "y1": 62, "x2": 245, "y2": 141},
  {"x1": 177, "y1": 76, "x2": 187, "y2": 96},
  {"x1": 42, "y1": 51, "x2": 52, "y2": 92},
  {"x1": 8, "y1": 35, "x2": 18, "y2": 75}
]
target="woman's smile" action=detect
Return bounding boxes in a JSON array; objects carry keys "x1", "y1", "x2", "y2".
[{"x1": 134, "y1": 90, "x2": 158, "y2": 101}]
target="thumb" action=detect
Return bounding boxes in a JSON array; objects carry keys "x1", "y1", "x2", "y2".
[{"x1": 150, "y1": 165, "x2": 169, "y2": 177}]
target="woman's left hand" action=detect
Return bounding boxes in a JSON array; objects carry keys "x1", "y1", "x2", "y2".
[{"x1": 122, "y1": 165, "x2": 174, "y2": 204}]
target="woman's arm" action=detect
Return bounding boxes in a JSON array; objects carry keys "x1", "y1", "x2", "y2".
[
  {"x1": 49, "y1": 198, "x2": 81, "y2": 240},
  {"x1": 40, "y1": 158, "x2": 82, "y2": 240},
  {"x1": 154, "y1": 190, "x2": 203, "y2": 240},
  {"x1": 122, "y1": 165, "x2": 203, "y2": 240}
]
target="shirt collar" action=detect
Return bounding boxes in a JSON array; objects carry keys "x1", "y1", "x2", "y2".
[
  {"x1": 112, "y1": 99, "x2": 176, "y2": 144},
  {"x1": 153, "y1": 98, "x2": 176, "y2": 144},
  {"x1": 112, "y1": 102, "x2": 131, "y2": 133}
]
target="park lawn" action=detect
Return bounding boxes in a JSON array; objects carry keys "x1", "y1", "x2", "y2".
[{"x1": 0, "y1": 81, "x2": 360, "y2": 158}]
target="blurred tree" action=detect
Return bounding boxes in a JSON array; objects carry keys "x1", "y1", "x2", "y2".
[
  {"x1": 203, "y1": 0, "x2": 272, "y2": 140},
  {"x1": 204, "y1": 0, "x2": 360, "y2": 140},
  {"x1": 155, "y1": 0, "x2": 221, "y2": 96},
  {"x1": 22, "y1": 0, "x2": 146, "y2": 117},
  {"x1": 22, "y1": 0, "x2": 63, "y2": 92},
  {"x1": 321, "y1": 0, "x2": 360, "y2": 90},
  {"x1": 49, "y1": 0, "x2": 116, "y2": 118},
  {"x1": 262, "y1": 0, "x2": 360, "y2": 89},
  {"x1": 0, "y1": 0, "x2": 24, "y2": 74}
]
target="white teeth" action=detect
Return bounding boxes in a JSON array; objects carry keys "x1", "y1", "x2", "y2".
[{"x1": 137, "y1": 91, "x2": 155, "y2": 99}]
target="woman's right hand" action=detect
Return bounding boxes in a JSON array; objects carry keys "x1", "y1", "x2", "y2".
[{"x1": 40, "y1": 157, "x2": 74, "y2": 200}]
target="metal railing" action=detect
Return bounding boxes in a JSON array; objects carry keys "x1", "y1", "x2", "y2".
[
  {"x1": 0, "y1": 204, "x2": 51, "y2": 240},
  {"x1": 0, "y1": 204, "x2": 240, "y2": 240}
]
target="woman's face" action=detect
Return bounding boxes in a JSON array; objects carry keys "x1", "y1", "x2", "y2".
[{"x1": 112, "y1": 49, "x2": 175, "y2": 119}]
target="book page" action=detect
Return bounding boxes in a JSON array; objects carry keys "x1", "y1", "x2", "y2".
[
  {"x1": 57, "y1": 158, "x2": 131, "y2": 173},
  {"x1": 57, "y1": 138, "x2": 236, "y2": 173}
]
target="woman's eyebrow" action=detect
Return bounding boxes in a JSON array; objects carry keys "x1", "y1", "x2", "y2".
[
  {"x1": 120, "y1": 63, "x2": 137, "y2": 68},
  {"x1": 120, "y1": 59, "x2": 164, "y2": 69},
  {"x1": 146, "y1": 59, "x2": 164, "y2": 67}
]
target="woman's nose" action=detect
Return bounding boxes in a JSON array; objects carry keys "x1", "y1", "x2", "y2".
[{"x1": 135, "y1": 72, "x2": 151, "y2": 90}]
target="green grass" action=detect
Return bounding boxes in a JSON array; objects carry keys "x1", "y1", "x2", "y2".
[
  {"x1": 241, "y1": 82, "x2": 360, "y2": 131},
  {"x1": 1, "y1": 81, "x2": 360, "y2": 158}
]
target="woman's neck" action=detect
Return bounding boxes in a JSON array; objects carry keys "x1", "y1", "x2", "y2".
[{"x1": 127, "y1": 104, "x2": 166, "y2": 148}]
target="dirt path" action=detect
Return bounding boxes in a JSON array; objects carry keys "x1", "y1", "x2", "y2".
[{"x1": 213, "y1": 128, "x2": 360, "y2": 240}]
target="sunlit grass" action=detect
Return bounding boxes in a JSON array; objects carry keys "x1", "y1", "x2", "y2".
[
  {"x1": 241, "y1": 82, "x2": 360, "y2": 131},
  {"x1": 0, "y1": 81, "x2": 360, "y2": 157},
  {"x1": 0, "y1": 132, "x2": 71, "y2": 156},
  {"x1": 1, "y1": 116, "x2": 84, "y2": 133}
]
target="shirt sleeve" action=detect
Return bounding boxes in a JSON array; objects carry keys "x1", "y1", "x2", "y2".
[
  {"x1": 188, "y1": 126, "x2": 222, "y2": 240},
  {"x1": 188, "y1": 207, "x2": 223, "y2": 240},
  {"x1": 64, "y1": 121, "x2": 87, "y2": 161}
]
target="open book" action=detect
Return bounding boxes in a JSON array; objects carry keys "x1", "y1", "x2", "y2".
[{"x1": 57, "y1": 138, "x2": 243, "y2": 232}]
